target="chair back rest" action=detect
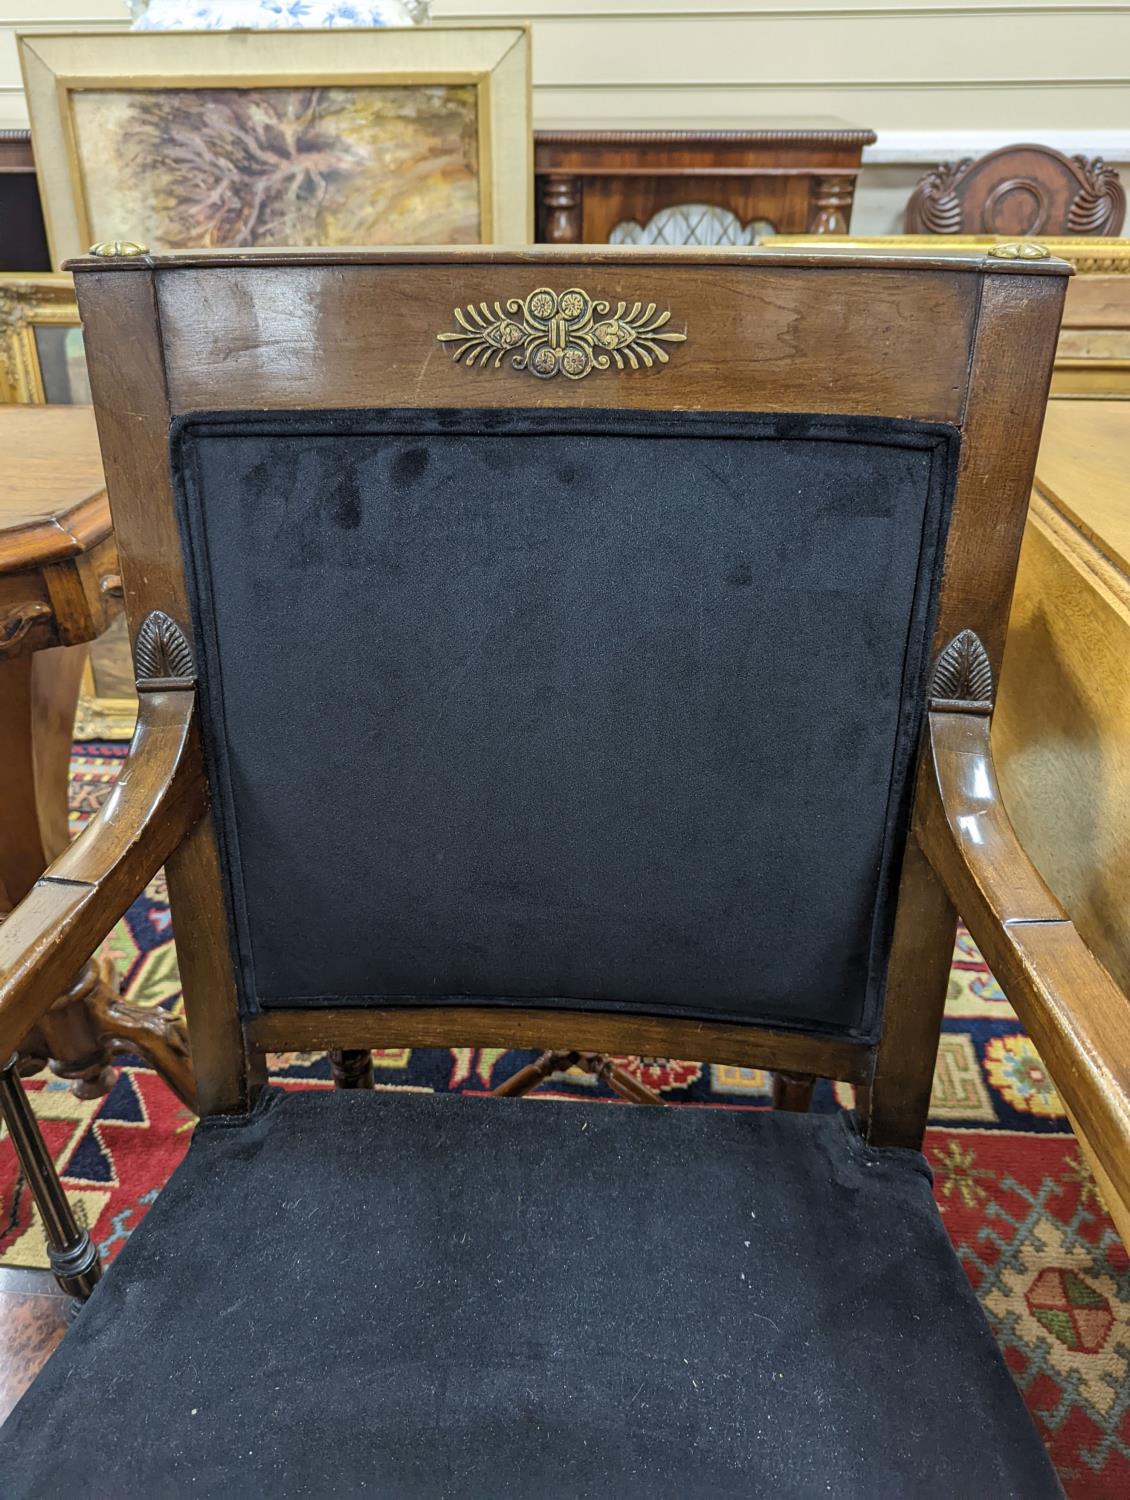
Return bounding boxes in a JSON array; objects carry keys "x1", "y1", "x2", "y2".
[{"x1": 70, "y1": 247, "x2": 1068, "y2": 1085}]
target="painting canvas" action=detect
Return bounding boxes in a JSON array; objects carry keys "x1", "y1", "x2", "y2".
[
  {"x1": 20, "y1": 27, "x2": 531, "y2": 265},
  {"x1": 71, "y1": 84, "x2": 481, "y2": 250}
]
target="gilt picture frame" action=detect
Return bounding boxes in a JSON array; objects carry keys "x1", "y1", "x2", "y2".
[
  {"x1": 18, "y1": 25, "x2": 532, "y2": 268},
  {"x1": 766, "y1": 234, "x2": 1130, "y2": 399},
  {"x1": 0, "y1": 273, "x2": 88, "y2": 405}
]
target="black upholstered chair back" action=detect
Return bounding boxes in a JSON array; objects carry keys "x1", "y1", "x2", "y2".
[
  {"x1": 68, "y1": 246, "x2": 1068, "y2": 1114},
  {"x1": 174, "y1": 404, "x2": 954, "y2": 1043}
]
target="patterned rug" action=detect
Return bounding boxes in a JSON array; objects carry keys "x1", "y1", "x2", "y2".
[{"x1": 1, "y1": 742, "x2": 1127, "y2": 1496}]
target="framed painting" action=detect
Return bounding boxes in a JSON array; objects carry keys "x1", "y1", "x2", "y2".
[
  {"x1": 19, "y1": 26, "x2": 532, "y2": 267},
  {"x1": 0, "y1": 273, "x2": 89, "y2": 404}
]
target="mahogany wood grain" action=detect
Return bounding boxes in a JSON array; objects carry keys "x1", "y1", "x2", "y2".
[
  {"x1": 250, "y1": 1007, "x2": 873, "y2": 1084},
  {"x1": 75, "y1": 267, "x2": 248, "y2": 1116},
  {"x1": 533, "y1": 123, "x2": 874, "y2": 245},
  {"x1": 867, "y1": 832, "x2": 956, "y2": 1148},
  {"x1": 917, "y1": 707, "x2": 1130, "y2": 1215},
  {"x1": 868, "y1": 267, "x2": 1068, "y2": 1148},
  {"x1": 905, "y1": 146, "x2": 1125, "y2": 238},
  {"x1": 153, "y1": 262, "x2": 979, "y2": 423},
  {"x1": 0, "y1": 690, "x2": 205, "y2": 1061}
]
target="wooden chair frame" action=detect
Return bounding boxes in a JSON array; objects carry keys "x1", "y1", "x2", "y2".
[{"x1": 4, "y1": 242, "x2": 1126, "y2": 1301}]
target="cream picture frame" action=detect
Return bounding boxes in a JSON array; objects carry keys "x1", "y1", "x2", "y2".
[{"x1": 19, "y1": 25, "x2": 533, "y2": 268}]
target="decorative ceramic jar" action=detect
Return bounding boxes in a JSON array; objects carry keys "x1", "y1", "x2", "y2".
[{"x1": 131, "y1": 1, "x2": 430, "y2": 28}]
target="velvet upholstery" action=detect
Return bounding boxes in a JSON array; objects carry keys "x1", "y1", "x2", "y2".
[
  {"x1": 0, "y1": 1090, "x2": 1060, "y2": 1498},
  {"x1": 172, "y1": 409, "x2": 956, "y2": 1039}
]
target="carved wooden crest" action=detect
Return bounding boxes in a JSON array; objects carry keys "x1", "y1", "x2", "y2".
[
  {"x1": 1068, "y1": 157, "x2": 1127, "y2": 234},
  {"x1": 135, "y1": 610, "x2": 196, "y2": 690},
  {"x1": 906, "y1": 147, "x2": 1126, "y2": 238},
  {"x1": 930, "y1": 630, "x2": 994, "y2": 714},
  {"x1": 437, "y1": 286, "x2": 687, "y2": 380}
]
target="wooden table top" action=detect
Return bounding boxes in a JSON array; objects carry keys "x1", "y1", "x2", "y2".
[
  {"x1": 1034, "y1": 401, "x2": 1130, "y2": 578},
  {"x1": 0, "y1": 406, "x2": 109, "y2": 576}
]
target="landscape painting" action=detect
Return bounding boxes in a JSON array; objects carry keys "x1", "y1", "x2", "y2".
[{"x1": 70, "y1": 84, "x2": 481, "y2": 249}]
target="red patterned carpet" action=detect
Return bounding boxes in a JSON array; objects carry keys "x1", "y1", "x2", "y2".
[{"x1": 0, "y1": 742, "x2": 1127, "y2": 1496}]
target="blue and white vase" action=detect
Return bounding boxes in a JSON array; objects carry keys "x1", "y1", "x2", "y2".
[{"x1": 131, "y1": 1, "x2": 430, "y2": 28}]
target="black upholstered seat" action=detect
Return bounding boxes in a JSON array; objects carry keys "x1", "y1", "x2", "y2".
[{"x1": 0, "y1": 1088, "x2": 1060, "y2": 1498}]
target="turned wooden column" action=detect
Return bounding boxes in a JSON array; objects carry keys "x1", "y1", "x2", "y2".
[
  {"x1": 808, "y1": 175, "x2": 855, "y2": 234},
  {"x1": 538, "y1": 173, "x2": 583, "y2": 243},
  {"x1": 0, "y1": 406, "x2": 195, "y2": 1110}
]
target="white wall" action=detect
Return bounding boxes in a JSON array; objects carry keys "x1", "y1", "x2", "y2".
[{"x1": 4, "y1": 1, "x2": 1127, "y2": 232}]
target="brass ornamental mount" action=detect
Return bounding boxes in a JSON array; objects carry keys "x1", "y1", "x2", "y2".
[
  {"x1": 88, "y1": 241, "x2": 149, "y2": 257},
  {"x1": 929, "y1": 629, "x2": 994, "y2": 715},
  {"x1": 437, "y1": 286, "x2": 687, "y2": 379},
  {"x1": 986, "y1": 241, "x2": 1051, "y2": 261}
]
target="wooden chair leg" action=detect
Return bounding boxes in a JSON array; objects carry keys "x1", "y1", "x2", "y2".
[
  {"x1": 492, "y1": 1050, "x2": 665, "y2": 1105},
  {"x1": 86, "y1": 956, "x2": 197, "y2": 1112},
  {"x1": 0, "y1": 1054, "x2": 101, "y2": 1310},
  {"x1": 493, "y1": 1051, "x2": 576, "y2": 1098},
  {"x1": 772, "y1": 1070, "x2": 816, "y2": 1111},
  {"x1": 329, "y1": 1049, "x2": 374, "y2": 1089}
]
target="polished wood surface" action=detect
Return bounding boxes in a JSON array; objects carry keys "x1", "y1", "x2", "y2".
[
  {"x1": 76, "y1": 269, "x2": 247, "y2": 1119},
  {"x1": 0, "y1": 689, "x2": 206, "y2": 1069},
  {"x1": 994, "y1": 402, "x2": 1130, "y2": 1006},
  {"x1": 248, "y1": 1008, "x2": 873, "y2": 1084},
  {"x1": 905, "y1": 145, "x2": 1126, "y2": 237},
  {"x1": 153, "y1": 262, "x2": 982, "y2": 424},
  {"x1": 1054, "y1": 271, "x2": 1130, "y2": 395},
  {"x1": 58, "y1": 245, "x2": 1067, "y2": 1130},
  {"x1": 1028, "y1": 402, "x2": 1130, "y2": 571},
  {"x1": 917, "y1": 704, "x2": 1130, "y2": 1220},
  {"x1": 534, "y1": 120, "x2": 876, "y2": 243},
  {"x1": 0, "y1": 408, "x2": 108, "y2": 574}
]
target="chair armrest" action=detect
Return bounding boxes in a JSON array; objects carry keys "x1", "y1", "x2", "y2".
[
  {"x1": 0, "y1": 690, "x2": 206, "y2": 1058},
  {"x1": 916, "y1": 705, "x2": 1130, "y2": 1213}
]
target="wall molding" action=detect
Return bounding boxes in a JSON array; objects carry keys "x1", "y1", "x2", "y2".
[
  {"x1": 438, "y1": 2, "x2": 1130, "y2": 15},
  {"x1": 867, "y1": 129, "x2": 1130, "y2": 162},
  {"x1": 536, "y1": 78, "x2": 1130, "y2": 92}
]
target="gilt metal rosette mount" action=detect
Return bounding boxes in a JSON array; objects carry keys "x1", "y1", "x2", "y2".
[{"x1": 436, "y1": 286, "x2": 687, "y2": 380}]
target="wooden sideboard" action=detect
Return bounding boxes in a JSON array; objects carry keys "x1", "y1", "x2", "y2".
[{"x1": 535, "y1": 119, "x2": 876, "y2": 244}]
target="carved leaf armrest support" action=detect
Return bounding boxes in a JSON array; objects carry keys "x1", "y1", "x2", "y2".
[
  {"x1": 916, "y1": 705, "x2": 1130, "y2": 1215},
  {"x1": 0, "y1": 688, "x2": 207, "y2": 1059}
]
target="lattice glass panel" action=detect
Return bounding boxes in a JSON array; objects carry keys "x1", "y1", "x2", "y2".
[{"x1": 608, "y1": 205, "x2": 773, "y2": 247}]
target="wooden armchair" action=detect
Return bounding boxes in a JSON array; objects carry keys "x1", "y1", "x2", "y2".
[{"x1": 0, "y1": 241, "x2": 1111, "y2": 1495}]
